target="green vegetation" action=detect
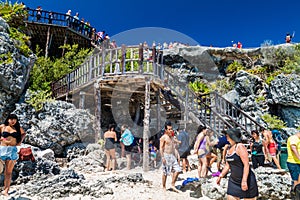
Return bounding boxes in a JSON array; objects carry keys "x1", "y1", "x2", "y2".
[
  {"x1": 29, "y1": 44, "x2": 92, "y2": 92},
  {"x1": 0, "y1": 1, "x2": 28, "y2": 28},
  {"x1": 226, "y1": 61, "x2": 245, "y2": 73},
  {"x1": 209, "y1": 79, "x2": 234, "y2": 95},
  {"x1": 189, "y1": 81, "x2": 210, "y2": 94},
  {"x1": 0, "y1": 52, "x2": 13, "y2": 65},
  {"x1": 255, "y1": 95, "x2": 265, "y2": 103},
  {"x1": 25, "y1": 90, "x2": 53, "y2": 111},
  {"x1": 261, "y1": 113, "x2": 286, "y2": 130},
  {"x1": 1, "y1": 1, "x2": 31, "y2": 56},
  {"x1": 258, "y1": 44, "x2": 300, "y2": 84},
  {"x1": 9, "y1": 27, "x2": 31, "y2": 56}
]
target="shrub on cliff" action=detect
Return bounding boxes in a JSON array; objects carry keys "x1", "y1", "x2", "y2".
[{"x1": 29, "y1": 44, "x2": 92, "y2": 92}]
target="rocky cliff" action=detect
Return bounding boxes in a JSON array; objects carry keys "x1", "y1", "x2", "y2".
[
  {"x1": 0, "y1": 17, "x2": 35, "y2": 122},
  {"x1": 0, "y1": 16, "x2": 297, "y2": 199},
  {"x1": 164, "y1": 44, "x2": 300, "y2": 131}
]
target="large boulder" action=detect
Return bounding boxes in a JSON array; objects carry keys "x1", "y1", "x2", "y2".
[{"x1": 13, "y1": 100, "x2": 95, "y2": 155}]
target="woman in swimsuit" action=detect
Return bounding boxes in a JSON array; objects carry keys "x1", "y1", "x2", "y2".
[
  {"x1": 103, "y1": 124, "x2": 117, "y2": 171},
  {"x1": 193, "y1": 125, "x2": 209, "y2": 178},
  {"x1": 217, "y1": 128, "x2": 258, "y2": 200},
  {"x1": 0, "y1": 113, "x2": 26, "y2": 196}
]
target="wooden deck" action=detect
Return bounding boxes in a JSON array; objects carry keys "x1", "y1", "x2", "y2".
[{"x1": 24, "y1": 8, "x2": 95, "y2": 57}]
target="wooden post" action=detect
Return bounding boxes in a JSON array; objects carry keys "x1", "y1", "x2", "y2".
[
  {"x1": 45, "y1": 26, "x2": 51, "y2": 58},
  {"x1": 101, "y1": 45, "x2": 106, "y2": 76},
  {"x1": 138, "y1": 43, "x2": 144, "y2": 74},
  {"x1": 121, "y1": 44, "x2": 126, "y2": 74},
  {"x1": 160, "y1": 50, "x2": 164, "y2": 79},
  {"x1": 62, "y1": 32, "x2": 68, "y2": 57},
  {"x1": 79, "y1": 91, "x2": 86, "y2": 109},
  {"x1": 156, "y1": 89, "x2": 161, "y2": 132},
  {"x1": 143, "y1": 77, "x2": 150, "y2": 172},
  {"x1": 94, "y1": 81, "x2": 102, "y2": 141},
  {"x1": 184, "y1": 83, "x2": 189, "y2": 129},
  {"x1": 152, "y1": 45, "x2": 157, "y2": 75}
]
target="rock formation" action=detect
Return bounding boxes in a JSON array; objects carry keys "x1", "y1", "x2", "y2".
[{"x1": 0, "y1": 17, "x2": 36, "y2": 122}]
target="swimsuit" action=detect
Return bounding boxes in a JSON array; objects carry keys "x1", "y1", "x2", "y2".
[
  {"x1": 150, "y1": 144, "x2": 156, "y2": 160},
  {"x1": 268, "y1": 142, "x2": 277, "y2": 156},
  {"x1": 251, "y1": 140, "x2": 265, "y2": 169},
  {"x1": 0, "y1": 128, "x2": 21, "y2": 160},
  {"x1": 2, "y1": 131, "x2": 22, "y2": 143},
  {"x1": 198, "y1": 136, "x2": 208, "y2": 158},
  {"x1": 104, "y1": 138, "x2": 115, "y2": 150},
  {"x1": 226, "y1": 146, "x2": 258, "y2": 198}
]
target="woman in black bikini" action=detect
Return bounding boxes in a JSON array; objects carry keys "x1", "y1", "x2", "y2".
[
  {"x1": 216, "y1": 128, "x2": 258, "y2": 200},
  {"x1": 0, "y1": 113, "x2": 26, "y2": 196},
  {"x1": 104, "y1": 124, "x2": 117, "y2": 171}
]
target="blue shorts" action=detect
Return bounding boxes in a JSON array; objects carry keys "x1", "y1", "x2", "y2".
[
  {"x1": 287, "y1": 162, "x2": 300, "y2": 181},
  {"x1": 0, "y1": 146, "x2": 18, "y2": 161}
]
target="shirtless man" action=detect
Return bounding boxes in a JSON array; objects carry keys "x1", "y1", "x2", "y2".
[
  {"x1": 260, "y1": 127, "x2": 282, "y2": 170},
  {"x1": 160, "y1": 121, "x2": 181, "y2": 192}
]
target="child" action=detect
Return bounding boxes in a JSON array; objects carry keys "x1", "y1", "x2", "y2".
[{"x1": 149, "y1": 140, "x2": 157, "y2": 168}]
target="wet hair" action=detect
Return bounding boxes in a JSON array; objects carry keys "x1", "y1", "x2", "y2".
[
  {"x1": 251, "y1": 130, "x2": 259, "y2": 136},
  {"x1": 4, "y1": 113, "x2": 21, "y2": 138},
  {"x1": 164, "y1": 121, "x2": 172, "y2": 130},
  {"x1": 197, "y1": 125, "x2": 207, "y2": 134}
]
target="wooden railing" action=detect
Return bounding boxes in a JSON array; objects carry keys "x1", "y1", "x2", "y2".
[
  {"x1": 162, "y1": 70, "x2": 233, "y2": 135},
  {"x1": 51, "y1": 44, "x2": 264, "y2": 135},
  {"x1": 25, "y1": 7, "x2": 95, "y2": 40},
  {"x1": 51, "y1": 44, "x2": 163, "y2": 98}
]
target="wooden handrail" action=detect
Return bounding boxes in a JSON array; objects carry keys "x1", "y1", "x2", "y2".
[
  {"x1": 51, "y1": 44, "x2": 161, "y2": 98},
  {"x1": 51, "y1": 43, "x2": 264, "y2": 136},
  {"x1": 25, "y1": 7, "x2": 96, "y2": 40}
]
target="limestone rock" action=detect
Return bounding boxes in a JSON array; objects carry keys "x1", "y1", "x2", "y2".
[{"x1": 0, "y1": 17, "x2": 36, "y2": 122}]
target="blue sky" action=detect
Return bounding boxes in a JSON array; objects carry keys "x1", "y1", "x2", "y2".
[{"x1": 13, "y1": 0, "x2": 300, "y2": 48}]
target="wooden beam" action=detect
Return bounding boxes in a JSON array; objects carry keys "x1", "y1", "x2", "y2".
[{"x1": 143, "y1": 77, "x2": 150, "y2": 172}]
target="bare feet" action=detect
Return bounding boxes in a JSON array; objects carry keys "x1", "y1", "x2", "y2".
[
  {"x1": 170, "y1": 186, "x2": 180, "y2": 193},
  {"x1": 1, "y1": 191, "x2": 9, "y2": 196},
  {"x1": 163, "y1": 187, "x2": 166, "y2": 192}
]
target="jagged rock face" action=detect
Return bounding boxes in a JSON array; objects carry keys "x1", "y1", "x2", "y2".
[
  {"x1": 235, "y1": 70, "x2": 264, "y2": 96},
  {"x1": 0, "y1": 17, "x2": 36, "y2": 121},
  {"x1": 163, "y1": 46, "x2": 220, "y2": 81},
  {"x1": 268, "y1": 74, "x2": 300, "y2": 127},
  {"x1": 13, "y1": 101, "x2": 96, "y2": 155},
  {"x1": 270, "y1": 74, "x2": 300, "y2": 107}
]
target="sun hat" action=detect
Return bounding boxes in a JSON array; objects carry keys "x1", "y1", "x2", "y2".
[{"x1": 223, "y1": 128, "x2": 242, "y2": 143}]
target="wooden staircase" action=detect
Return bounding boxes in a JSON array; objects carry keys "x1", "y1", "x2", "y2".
[
  {"x1": 51, "y1": 44, "x2": 264, "y2": 136},
  {"x1": 161, "y1": 69, "x2": 263, "y2": 136}
]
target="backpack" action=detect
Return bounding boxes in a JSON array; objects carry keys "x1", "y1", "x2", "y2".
[
  {"x1": 121, "y1": 129, "x2": 134, "y2": 146},
  {"x1": 272, "y1": 129, "x2": 283, "y2": 151},
  {"x1": 18, "y1": 147, "x2": 35, "y2": 162}
]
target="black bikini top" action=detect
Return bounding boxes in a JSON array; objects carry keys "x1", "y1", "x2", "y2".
[{"x1": 1, "y1": 131, "x2": 22, "y2": 143}]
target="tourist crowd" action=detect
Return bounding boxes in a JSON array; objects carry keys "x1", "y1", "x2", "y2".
[{"x1": 101, "y1": 120, "x2": 299, "y2": 199}]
